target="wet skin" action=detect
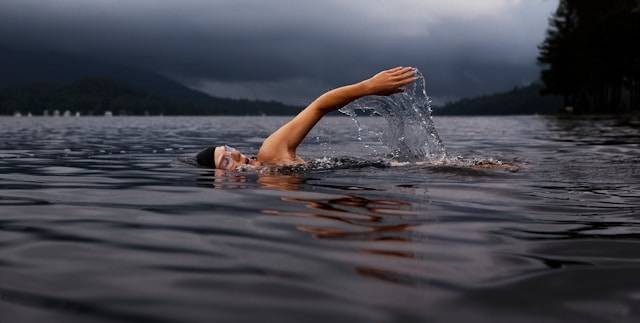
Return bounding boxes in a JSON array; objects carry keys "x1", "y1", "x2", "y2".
[
  {"x1": 211, "y1": 67, "x2": 418, "y2": 170},
  {"x1": 214, "y1": 145, "x2": 259, "y2": 170}
]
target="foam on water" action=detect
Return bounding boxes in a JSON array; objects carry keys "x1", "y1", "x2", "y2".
[
  {"x1": 179, "y1": 69, "x2": 515, "y2": 173},
  {"x1": 253, "y1": 156, "x2": 521, "y2": 175},
  {"x1": 339, "y1": 69, "x2": 447, "y2": 162},
  {"x1": 3, "y1": 116, "x2": 639, "y2": 323},
  {"x1": 235, "y1": 156, "x2": 388, "y2": 175}
]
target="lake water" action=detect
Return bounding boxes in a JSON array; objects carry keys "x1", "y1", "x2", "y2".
[{"x1": 1, "y1": 115, "x2": 639, "y2": 323}]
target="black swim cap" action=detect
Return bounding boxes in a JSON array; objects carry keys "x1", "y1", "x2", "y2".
[{"x1": 196, "y1": 146, "x2": 216, "y2": 168}]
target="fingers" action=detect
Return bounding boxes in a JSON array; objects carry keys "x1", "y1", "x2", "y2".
[
  {"x1": 390, "y1": 69, "x2": 417, "y2": 89},
  {"x1": 397, "y1": 76, "x2": 418, "y2": 86},
  {"x1": 372, "y1": 66, "x2": 418, "y2": 96},
  {"x1": 389, "y1": 66, "x2": 415, "y2": 76},
  {"x1": 386, "y1": 66, "x2": 414, "y2": 74},
  {"x1": 386, "y1": 66, "x2": 404, "y2": 73},
  {"x1": 393, "y1": 68, "x2": 416, "y2": 80},
  {"x1": 392, "y1": 76, "x2": 418, "y2": 90}
]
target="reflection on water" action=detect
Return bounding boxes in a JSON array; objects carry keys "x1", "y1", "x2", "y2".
[
  {"x1": 0, "y1": 116, "x2": 639, "y2": 323},
  {"x1": 254, "y1": 171, "x2": 432, "y2": 290},
  {"x1": 264, "y1": 192, "x2": 418, "y2": 240},
  {"x1": 208, "y1": 169, "x2": 249, "y2": 189},
  {"x1": 256, "y1": 174, "x2": 305, "y2": 191}
]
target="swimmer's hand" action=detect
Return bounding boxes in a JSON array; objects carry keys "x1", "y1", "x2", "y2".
[
  {"x1": 361, "y1": 66, "x2": 418, "y2": 96},
  {"x1": 257, "y1": 67, "x2": 417, "y2": 166}
]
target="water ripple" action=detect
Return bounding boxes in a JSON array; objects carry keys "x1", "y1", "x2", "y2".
[{"x1": 0, "y1": 116, "x2": 639, "y2": 323}]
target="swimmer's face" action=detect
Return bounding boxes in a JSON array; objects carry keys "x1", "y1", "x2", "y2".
[{"x1": 214, "y1": 145, "x2": 254, "y2": 170}]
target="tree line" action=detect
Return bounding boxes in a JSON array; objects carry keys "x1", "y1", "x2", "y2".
[
  {"x1": 0, "y1": 78, "x2": 301, "y2": 116},
  {"x1": 435, "y1": 83, "x2": 562, "y2": 115},
  {"x1": 538, "y1": 0, "x2": 640, "y2": 113}
]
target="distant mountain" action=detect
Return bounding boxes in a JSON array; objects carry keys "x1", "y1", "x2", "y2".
[
  {"x1": 0, "y1": 49, "x2": 301, "y2": 115},
  {"x1": 0, "y1": 49, "x2": 214, "y2": 100},
  {"x1": 0, "y1": 77, "x2": 301, "y2": 116},
  {"x1": 434, "y1": 83, "x2": 563, "y2": 115}
]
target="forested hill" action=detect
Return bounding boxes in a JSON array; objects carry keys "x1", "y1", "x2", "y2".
[
  {"x1": 538, "y1": 0, "x2": 639, "y2": 113},
  {"x1": 434, "y1": 83, "x2": 563, "y2": 115},
  {"x1": 0, "y1": 49, "x2": 301, "y2": 115},
  {"x1": 0, "y1": 49, "x2": 212, "y2": 101},
  {"x1": 0, "y1": 78, "x2": 301, "y2": 116},
  {"x1": 2, "y1": 76, "x2": 564, "y2": 116}
]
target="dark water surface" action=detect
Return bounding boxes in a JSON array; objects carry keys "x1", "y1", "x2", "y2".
[{"x1": 1, "y1": 116, "x2": 639, "y2": 323}]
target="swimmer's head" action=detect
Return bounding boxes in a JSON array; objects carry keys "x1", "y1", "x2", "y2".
[{"x1": 196, "y1": 145, "x2": 256, "y2": 170}]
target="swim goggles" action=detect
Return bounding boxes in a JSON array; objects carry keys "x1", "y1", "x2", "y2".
[{"x1": 217, "y1": 145, "x2": 237, "y2": 169}]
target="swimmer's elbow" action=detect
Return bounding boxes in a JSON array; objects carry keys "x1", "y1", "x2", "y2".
[
  {"x1": 307, "y1": 98, "x2": 334, "y2": 115},
  {"x1": 310, "y1": 82, "x2": 369, "y2": 114}
]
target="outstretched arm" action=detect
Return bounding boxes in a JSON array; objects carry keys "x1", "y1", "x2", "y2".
[{"x1": 257, "y1": 67, "x2": 417, "y2": 165}]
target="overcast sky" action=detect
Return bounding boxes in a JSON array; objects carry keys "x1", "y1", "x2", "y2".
[{"x1": 0, "y1": 0, "x2": 558, "y2": 105}]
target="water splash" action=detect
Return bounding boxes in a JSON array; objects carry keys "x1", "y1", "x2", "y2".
[{"x1": 339, "y1": 69, "x2": 446, "y2": 161}]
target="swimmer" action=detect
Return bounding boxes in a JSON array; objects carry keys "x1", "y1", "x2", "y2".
[{"x1": 196, "y1": 67, "x2": 418, "y2": 170}]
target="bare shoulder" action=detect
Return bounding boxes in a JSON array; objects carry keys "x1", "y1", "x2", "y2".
[{"x1": 256, "y1": 143, "x2": 305, "y2": 166}]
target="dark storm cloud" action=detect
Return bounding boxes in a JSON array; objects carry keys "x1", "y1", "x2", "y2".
[{"x1": 0, "y1": 0, "x2": 557, "y2": 104}]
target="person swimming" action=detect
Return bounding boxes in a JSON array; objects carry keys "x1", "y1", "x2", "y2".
[{"x1": 196, "y1": 66, "x2": 418, "y2": 170}]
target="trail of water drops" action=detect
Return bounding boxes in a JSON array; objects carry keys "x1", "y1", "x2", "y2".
[{"x1": 339, "y1": 69, "x2": 446, "y2": 161}]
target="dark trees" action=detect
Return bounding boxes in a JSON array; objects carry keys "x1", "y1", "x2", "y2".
[
  {"x1": 538, "y1": 0, "x2": 640, "y2": 113},
  {"x1": 0, "y1": 78, "x2": 301, "y2": 116},
  {"x1": 436, "y1": 83, "x2": 562, "y2": 115}
]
